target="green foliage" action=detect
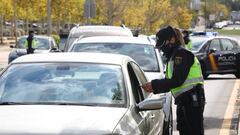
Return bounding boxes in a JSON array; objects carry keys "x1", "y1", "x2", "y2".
[{"x1": 215, "y1": 29, "x2": 240, "y2": 35}]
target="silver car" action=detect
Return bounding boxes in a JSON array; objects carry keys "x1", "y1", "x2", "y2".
[
  {"x1": 8, "y1": 35, "x2": 58, "y2": 63},
  {"x1": 0, "y1": 53, "x2": 165, "y2": 135}
]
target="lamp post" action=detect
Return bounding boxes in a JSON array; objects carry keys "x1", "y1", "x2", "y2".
[
  {"x1": 204, "y1": 0, "x2": 207, "y2": 31},
  {"x1": 47, "y1": 0, "x2": 52, "y2": 36}
]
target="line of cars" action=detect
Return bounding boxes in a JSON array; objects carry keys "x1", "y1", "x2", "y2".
[{"x1": 3, "y1": 25, "x2": 173, "y2": 135}]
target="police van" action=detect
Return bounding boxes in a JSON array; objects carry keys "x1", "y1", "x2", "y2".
[{"x1": 189, "y1": 36, "x2": 240, "y2": 79}]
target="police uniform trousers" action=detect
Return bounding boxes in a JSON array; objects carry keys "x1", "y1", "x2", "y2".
[{"x1": 175, "y1": 84, "x2": 205, "y2": 135}]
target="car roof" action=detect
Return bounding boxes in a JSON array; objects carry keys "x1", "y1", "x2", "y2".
[
  {"x1": 190, "y1": 31, "x2": 219, "y2": 37},
  {"x1": 69, "y1": 25, "x2": 133, "y2": 38},
  {"x1": 73, "y1": 36, "x2": 155, "y2": 46},
  {"x1": 11, "y1": 52, "x2": 133, "y2": 65}
]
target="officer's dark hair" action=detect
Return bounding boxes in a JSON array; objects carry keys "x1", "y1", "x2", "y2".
[
  {"x1": 155, "y1": 26, "x2": 177, "y2": 47},
  {"x1": 174, "y1": 28, "x2": 185, "y2": 47}
]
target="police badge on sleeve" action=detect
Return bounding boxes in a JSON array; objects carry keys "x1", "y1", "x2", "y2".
[{"x1": 174, "y1": 57, "x2": 183, "y2": 65}]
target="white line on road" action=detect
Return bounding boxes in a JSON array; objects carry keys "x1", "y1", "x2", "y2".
[{"x1": 219, "y1": 79, "x2": 240, "y2": 135}]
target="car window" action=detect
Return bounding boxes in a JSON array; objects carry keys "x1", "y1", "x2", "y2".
[
  {"x1": 190, "y1": 37, "x2": 208, "y2": 51},
  {"x1": 200, "y1": 41, "x2": 210, "y2": 52},
  {"x1": 209, "y1": 39, "x2": 221, "y2": 51},
  {"x1": 18, "y1": 37, "x2": 50, "y2": 50},
  {"x1": 230, "y1": 40, "x2": 240, "y2": 49},
  {"x1": 127, "y1": 63, "x2": 144, "y2": 103},
  {"x1": 221, "y1": 39, "x2": 234, "y2": 51},
  {"x1": 130, "y1": 62, "x2": 149, "y2": 98},
  {"x1": 71, "y1": 43, "x2": 160, "y2": 72},
  {"x1": 0, "y1": 63, "x2": 126, "y2": 107}
]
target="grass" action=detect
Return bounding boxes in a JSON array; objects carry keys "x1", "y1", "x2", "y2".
[{"x1": 214, "y1": 29, "x2": 240, "y2": 35}]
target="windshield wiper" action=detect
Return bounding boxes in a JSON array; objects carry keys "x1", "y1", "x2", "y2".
[
  {"x1": 0, "y1": 101, "x2": 96, "y2": 106},
  {"x1": 24, "y1": 102, "x2": 96, "y2": 106},
  {"x1": 0, "y1": 102, "x2": 29, "y2": 105}
]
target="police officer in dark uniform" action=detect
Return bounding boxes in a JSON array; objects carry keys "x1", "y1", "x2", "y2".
[
  {"x1": 24, "y1": 30, "x2": 38, "y2": 54},
  {"x1": 142, "y1": 26, "x2": 205, "y2": 135},
  {"x1": 182, "y1": 30, "x2": 192, "y2": 50}
]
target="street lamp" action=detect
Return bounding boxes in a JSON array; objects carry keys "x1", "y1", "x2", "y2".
[{"x1": 47, "y1": 0, "x2": 52, "y2": 36}]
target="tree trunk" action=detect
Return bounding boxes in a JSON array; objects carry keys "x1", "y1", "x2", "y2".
[
  {"x1": 26, "y1": 19, "x2": 29, "y2": 34},
  {"x1": 107, "y1": 0, "x2": 113, "y2": 25},
  {"x1": 57, "y1": 18, "x2": 60, "y2": 34},
  {"x1": 0, "y1": 16, "x2": 3, "y2": 45}
]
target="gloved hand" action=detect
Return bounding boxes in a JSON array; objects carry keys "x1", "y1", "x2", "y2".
[{"x1": 141, "y1": 82, "x2": 153, "y2": 93}]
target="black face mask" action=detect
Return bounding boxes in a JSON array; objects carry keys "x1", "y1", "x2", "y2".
[{"x1": 161, "y1": 43, "x2": 173, "y2": 53}]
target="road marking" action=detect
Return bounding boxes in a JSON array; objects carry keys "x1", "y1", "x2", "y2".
[{"x1": 219, "y1": 79, "x2": 240, "y2": 135}]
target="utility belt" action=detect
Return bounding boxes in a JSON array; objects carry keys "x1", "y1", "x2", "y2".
[{"x1": 175, "y1": 84, "x2": 205, "y2": 107}]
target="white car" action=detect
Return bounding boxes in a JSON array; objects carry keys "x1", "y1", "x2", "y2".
[
  {"x1": 64, "y1": 25, "x2": 133, "y2": 51},
  {"x1": 68, "y1": 36, "x2": 173, "y2": 135},
  {"x1": 0, "y1": 53, "x2": 166, "y2": 134}
]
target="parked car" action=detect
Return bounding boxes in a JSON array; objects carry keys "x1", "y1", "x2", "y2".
[
  {"x1": 190, "y1": 36, "x2": 240, "y2": 79},
  {"x1": 68, "y1": 36, "x2": 173, "y2": 135},
  {"x1": 0, "y1": 53, "x2": 166, "y2": 134},
  {"x1": 63, "y1": 25, "x2": 133, "y2": 51},
  {"x1": 8, "y1": 35, "x2": 58, "y2": 63}
]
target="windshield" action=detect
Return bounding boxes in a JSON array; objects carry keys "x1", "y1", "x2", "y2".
[
  {"x1": 0, "y1": 63, "x2": 126, "y2": 107},
  {"x1": 190, "y1": 37, "x2": 208, "y2": 51},
  {"x1": 71, "y1": 43, "x2": 160, "y2": 72},
  {"x1": 18, "y1": 37, "x2": 50, "y2": 50}
]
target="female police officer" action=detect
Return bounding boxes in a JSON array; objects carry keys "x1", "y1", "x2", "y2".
[{"x1": 142, "y1": 26, "x2": 205, "y2": 135}]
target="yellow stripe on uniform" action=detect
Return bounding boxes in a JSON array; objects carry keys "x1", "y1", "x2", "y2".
[{"x1": 208, "y1": 54, "x2": 218, "y2": 71}]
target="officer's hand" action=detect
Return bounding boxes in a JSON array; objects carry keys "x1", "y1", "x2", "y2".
[{"x1": 141, "y1": 82, "x2": 153, "y2": 93}]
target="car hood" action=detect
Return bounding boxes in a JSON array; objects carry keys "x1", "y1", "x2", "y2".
[
  {"x1": 145, "y1": 72, "x2": 165, "y2": 81},
  {"x1": 0, "y1": 105, "x2": 127, "y2": 135},
  {"x1": 14, "y1": 49, "x2": 49, "y2": 55}
]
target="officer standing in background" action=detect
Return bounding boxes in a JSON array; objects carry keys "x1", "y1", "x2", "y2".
[
  {"x1": 141, "y1": 26, "x2": 205, "y2": 135},
  {"x1": 24, "y1": 30, "x2": 38, "y2": 54},
  {"x1": 183, "y1": 30, "x2": 192, "y2": 50}
]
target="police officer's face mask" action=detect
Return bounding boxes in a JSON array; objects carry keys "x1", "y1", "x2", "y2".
[{"x1": 156, "y1": 40, "x2": 174, "y2": 54}]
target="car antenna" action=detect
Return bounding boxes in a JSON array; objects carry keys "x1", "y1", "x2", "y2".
[{"x1": 120, "y1": 24, "x2": 126, "y2": 29}]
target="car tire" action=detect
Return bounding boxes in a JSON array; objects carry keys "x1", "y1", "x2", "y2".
[
  {"x1": 163, "y1": 107, "x2": 173, "y2": 135},
  {"x1": 235, "y1": 72, "x2": 240, "y2": 79}
]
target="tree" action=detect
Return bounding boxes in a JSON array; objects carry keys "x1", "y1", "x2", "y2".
[
  {"x1": 174, "y1": 6, "x2": 193, "y2": 29},
  {"x1": 94, "y1": 0, "x2": 128, "y2": 25},
  {"x1": 0, "y1": 0, "x2": 13, "y2": 43}
]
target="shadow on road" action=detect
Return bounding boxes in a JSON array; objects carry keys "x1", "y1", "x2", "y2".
[{"x1": 173, "y1": 117, "x2": 234, "y2": 130}]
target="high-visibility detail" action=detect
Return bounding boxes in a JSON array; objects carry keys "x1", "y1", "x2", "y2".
[{"x1": 167, "y1": 56, "x2": 204, "y2": 98}]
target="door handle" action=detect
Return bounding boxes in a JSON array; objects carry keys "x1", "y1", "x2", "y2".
[{"x1": 150, "y1": 114, "x2": 155, "y2": 119}]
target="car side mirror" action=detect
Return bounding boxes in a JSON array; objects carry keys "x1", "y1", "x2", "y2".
[
  {"x1": 209, "y1": 48, "x2": 217, "y2": 54},
  {"x1": 50, "y1": 47, "x2": 59, "y2": 52},
  {"x1": 10, "y1": 45, "x2": 15, "y2": 48},
  {"x1": 137, "y1": 98, "x2": 164, "y2": 111}
]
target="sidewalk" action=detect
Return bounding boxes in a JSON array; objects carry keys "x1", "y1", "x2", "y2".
[{"x1": 0, "y1": 43, "x2": 11, "y2": 69}]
